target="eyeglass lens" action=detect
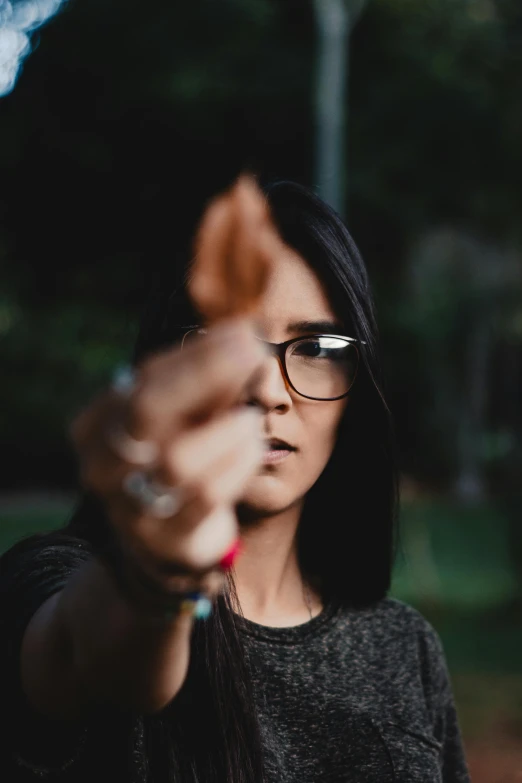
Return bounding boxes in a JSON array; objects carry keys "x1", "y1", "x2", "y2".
[{"x1": 286, "y1": 337, "x2": 358, "y2": 399}]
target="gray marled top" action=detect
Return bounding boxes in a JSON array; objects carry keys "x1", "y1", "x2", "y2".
[
  {"x1": 237, "y1": 597, "x2": 471, "y2": 782},
  {"x1": 1, "y1": 539, "x2": 470, "y2": 782}
]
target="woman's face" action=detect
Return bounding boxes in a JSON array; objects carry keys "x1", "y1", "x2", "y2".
[{"x1": 238, "y1": 245, "x2": 350, "y2": 517}]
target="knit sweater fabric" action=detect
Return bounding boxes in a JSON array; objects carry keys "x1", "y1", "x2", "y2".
[{"x1": 0, "y1": 538, "x2": 470, "y2": 782}]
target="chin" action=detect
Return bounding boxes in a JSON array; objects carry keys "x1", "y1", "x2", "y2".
[{"x1": 236, "y1": 474, "x2": 301, "y2": 522}]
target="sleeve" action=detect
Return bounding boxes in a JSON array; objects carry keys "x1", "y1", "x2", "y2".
[
  {"x1": 419, "y1": 621, "x2": 471, "y2": 783},
  {"x1": 0, "y1": 533, "x2": 93, "y2": 779}
]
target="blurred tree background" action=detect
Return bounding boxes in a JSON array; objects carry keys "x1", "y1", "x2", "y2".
[{"x1": 1, "y1": 0, "x2": 522, "y2": 775}]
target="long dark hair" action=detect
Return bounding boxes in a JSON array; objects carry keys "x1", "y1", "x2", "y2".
[{"x1": 22, "y1": 181, "x2": 400, "y2": 782}]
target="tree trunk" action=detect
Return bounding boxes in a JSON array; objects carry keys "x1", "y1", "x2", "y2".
[
  {"x1": 314, "y1": 0, "x2": 350, "y2": 216},
  {"x1": 455, "y1": 320, "x2": 491, "y2": 503}
]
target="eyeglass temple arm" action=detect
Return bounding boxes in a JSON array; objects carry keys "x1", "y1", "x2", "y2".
[{"x1": 253, "y1": 334, "x2": 367, "y2": 345}]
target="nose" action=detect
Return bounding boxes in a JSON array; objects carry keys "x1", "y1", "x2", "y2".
[{"x1": 243, "y1": 349, "x2": 293, "y2": 412}]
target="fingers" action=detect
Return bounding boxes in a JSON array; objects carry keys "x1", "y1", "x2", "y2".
[
  {"x1": 106, "y1": 420, "x2": 263, "y2": 573},
  {"x1": 191, "y1": 419, "x2": 263, "y2": 508},
  {"x1": 123, "y1": 506, "x2": 240, "y2": 576},
  {"x1": 75, "y1": 402, "x2": 263, "y2": 562},
  {"x1": 160, "y1": 410, "x2": 264, "y2": 530},
  {"x1": 71, "y1": 319, "x2": 267, "y2": 482},
  {"x1": 159, "y1": 407, "x2": 262, "y2": 487},
  {"x1": 69, "y1": 314, "x2": 268, "y2": 577},
  {"x1": 79, "y1": 403, "x2": 262, "y2": 500},
  {"x1": 71, "y1": 393, "x2": 130, "y2": 491},
  {"x1": 125, "y1": 318, "x2": 267, "y2": 441}
]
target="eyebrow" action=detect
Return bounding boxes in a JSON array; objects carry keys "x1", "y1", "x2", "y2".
[{"x1": 287, "y1": 319, "x2": 345, "y2": 335}]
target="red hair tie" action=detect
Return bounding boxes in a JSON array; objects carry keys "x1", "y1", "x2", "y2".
[{"x1": 219, "y1": 539, "x2": 242, "y2": 570}]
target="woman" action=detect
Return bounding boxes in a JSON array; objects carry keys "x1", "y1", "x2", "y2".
[{"x1": 0, "y1": 181, "x2": 470, "y2": 782}]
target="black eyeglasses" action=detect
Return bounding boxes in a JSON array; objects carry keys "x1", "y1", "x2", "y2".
[{"x1": 181, "y1": 327, "x2": 364, "y2": 401}]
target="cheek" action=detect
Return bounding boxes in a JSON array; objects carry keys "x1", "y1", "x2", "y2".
[
  {"x1": 300, "y1": 408, "x2": 344, "y2": 477},
  {"x1": 239, "y1": 404, "x2": 348, "y2": 511}
]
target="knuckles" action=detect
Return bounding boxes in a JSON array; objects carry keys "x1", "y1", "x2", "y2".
[
  {"x1": 162, "y1": 443, "x2": 187, "y2": 485},
  {"x1": 195, "y1": 480, "x2": 222, "y2": 516},
  {"x1": 127, "y1": 388, "x2": 158, "y2": 435}
]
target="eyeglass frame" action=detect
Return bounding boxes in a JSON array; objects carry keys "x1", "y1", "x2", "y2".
[{"x1": 180, "y1": 327, "x2": 365, "y2": 402}]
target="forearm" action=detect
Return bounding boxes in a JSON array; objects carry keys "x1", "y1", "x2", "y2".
[{"x1": 21, "y1": 557, "x2": 195, "y2": 719}]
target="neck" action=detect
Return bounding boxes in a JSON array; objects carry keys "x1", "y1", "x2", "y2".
[{"x1": 233, "y1": 501, "x2": 322, "y2": 627}]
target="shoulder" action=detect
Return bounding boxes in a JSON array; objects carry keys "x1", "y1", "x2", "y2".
[
  {"x1": 341, "y1": 597, "x2": 449, "y2": 688},
  {"x1": 380, "y1": 596, "x2": 446, "y2": 662},
  {"x1": 0, "y1": 531, "x2": 92, "y2": 599},
  {"x1": 335, "y1": 598, "x2": 455, "y2": 734},
  {"x1": 0, "y1": 533, "x2": 92, "y2": 641},
  {"x1": 0, "y1": 531, "x2": 92, "y2": 580},
  {"x1": 355, "y1": 597, "x2": 452, "y2": 710},
  {"x1": 351, "y1": 596, "x2": 443, "y2": 646}
]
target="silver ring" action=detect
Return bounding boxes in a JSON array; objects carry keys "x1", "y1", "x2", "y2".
[
  {"x1": 122, "y1": 470, "x2": 183, "y2": 519},
  {"x1": 108, "y1": 365, "x2": 159, "y2": 466}
]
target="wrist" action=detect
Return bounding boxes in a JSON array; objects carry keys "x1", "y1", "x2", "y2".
[{"x1": 98, "y1": 534, "x2": 223, "y2": 623}]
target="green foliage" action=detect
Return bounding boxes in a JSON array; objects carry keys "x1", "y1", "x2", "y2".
[
  {"x1": 0, "y1": 502, "x2": 72, "y2": 555},
  {"x1": 0, "y1": 297, "x2": 133, "y2": 444},
  {"x1": 0, "y1": 0, "x2": 520, "y2": 494},
  {"x1": 350, "y1": 0, "x2": 522, "y2": 237},
  {"x1": 391, "y1": 498, "x2": 519, "y2": 611}
]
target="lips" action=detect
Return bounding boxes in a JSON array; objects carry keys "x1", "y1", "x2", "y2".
[{"x1": 265, "y1": 438, "x2": 295, "y2": 451}]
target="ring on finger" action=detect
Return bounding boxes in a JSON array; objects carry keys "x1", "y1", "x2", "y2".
[{"x1": 122, "y1": 469, "x2": 183, "y2": 519}]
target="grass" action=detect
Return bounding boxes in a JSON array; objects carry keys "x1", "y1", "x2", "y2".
[
  {"x1": 389, "y1": 497, "x2": 522, "y2": 741},
  {"x1": 391, "y1": 498, "x2": 519, "y2": 611},
  {"x1": 0, "y1": 497, "x2": 74, "y2": 554}
]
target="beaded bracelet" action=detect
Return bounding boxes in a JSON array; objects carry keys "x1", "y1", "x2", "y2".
[{"x1": 98, "y1": 533, "x2": 241, "y2": 623}]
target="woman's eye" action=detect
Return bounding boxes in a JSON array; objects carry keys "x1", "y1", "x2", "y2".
[
  {"x1": 295, "y1": 342, "x2": 323, "y2": 357},
  {"x1": 292, "y1": 338, "x2": 352, "y2": 363}
]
